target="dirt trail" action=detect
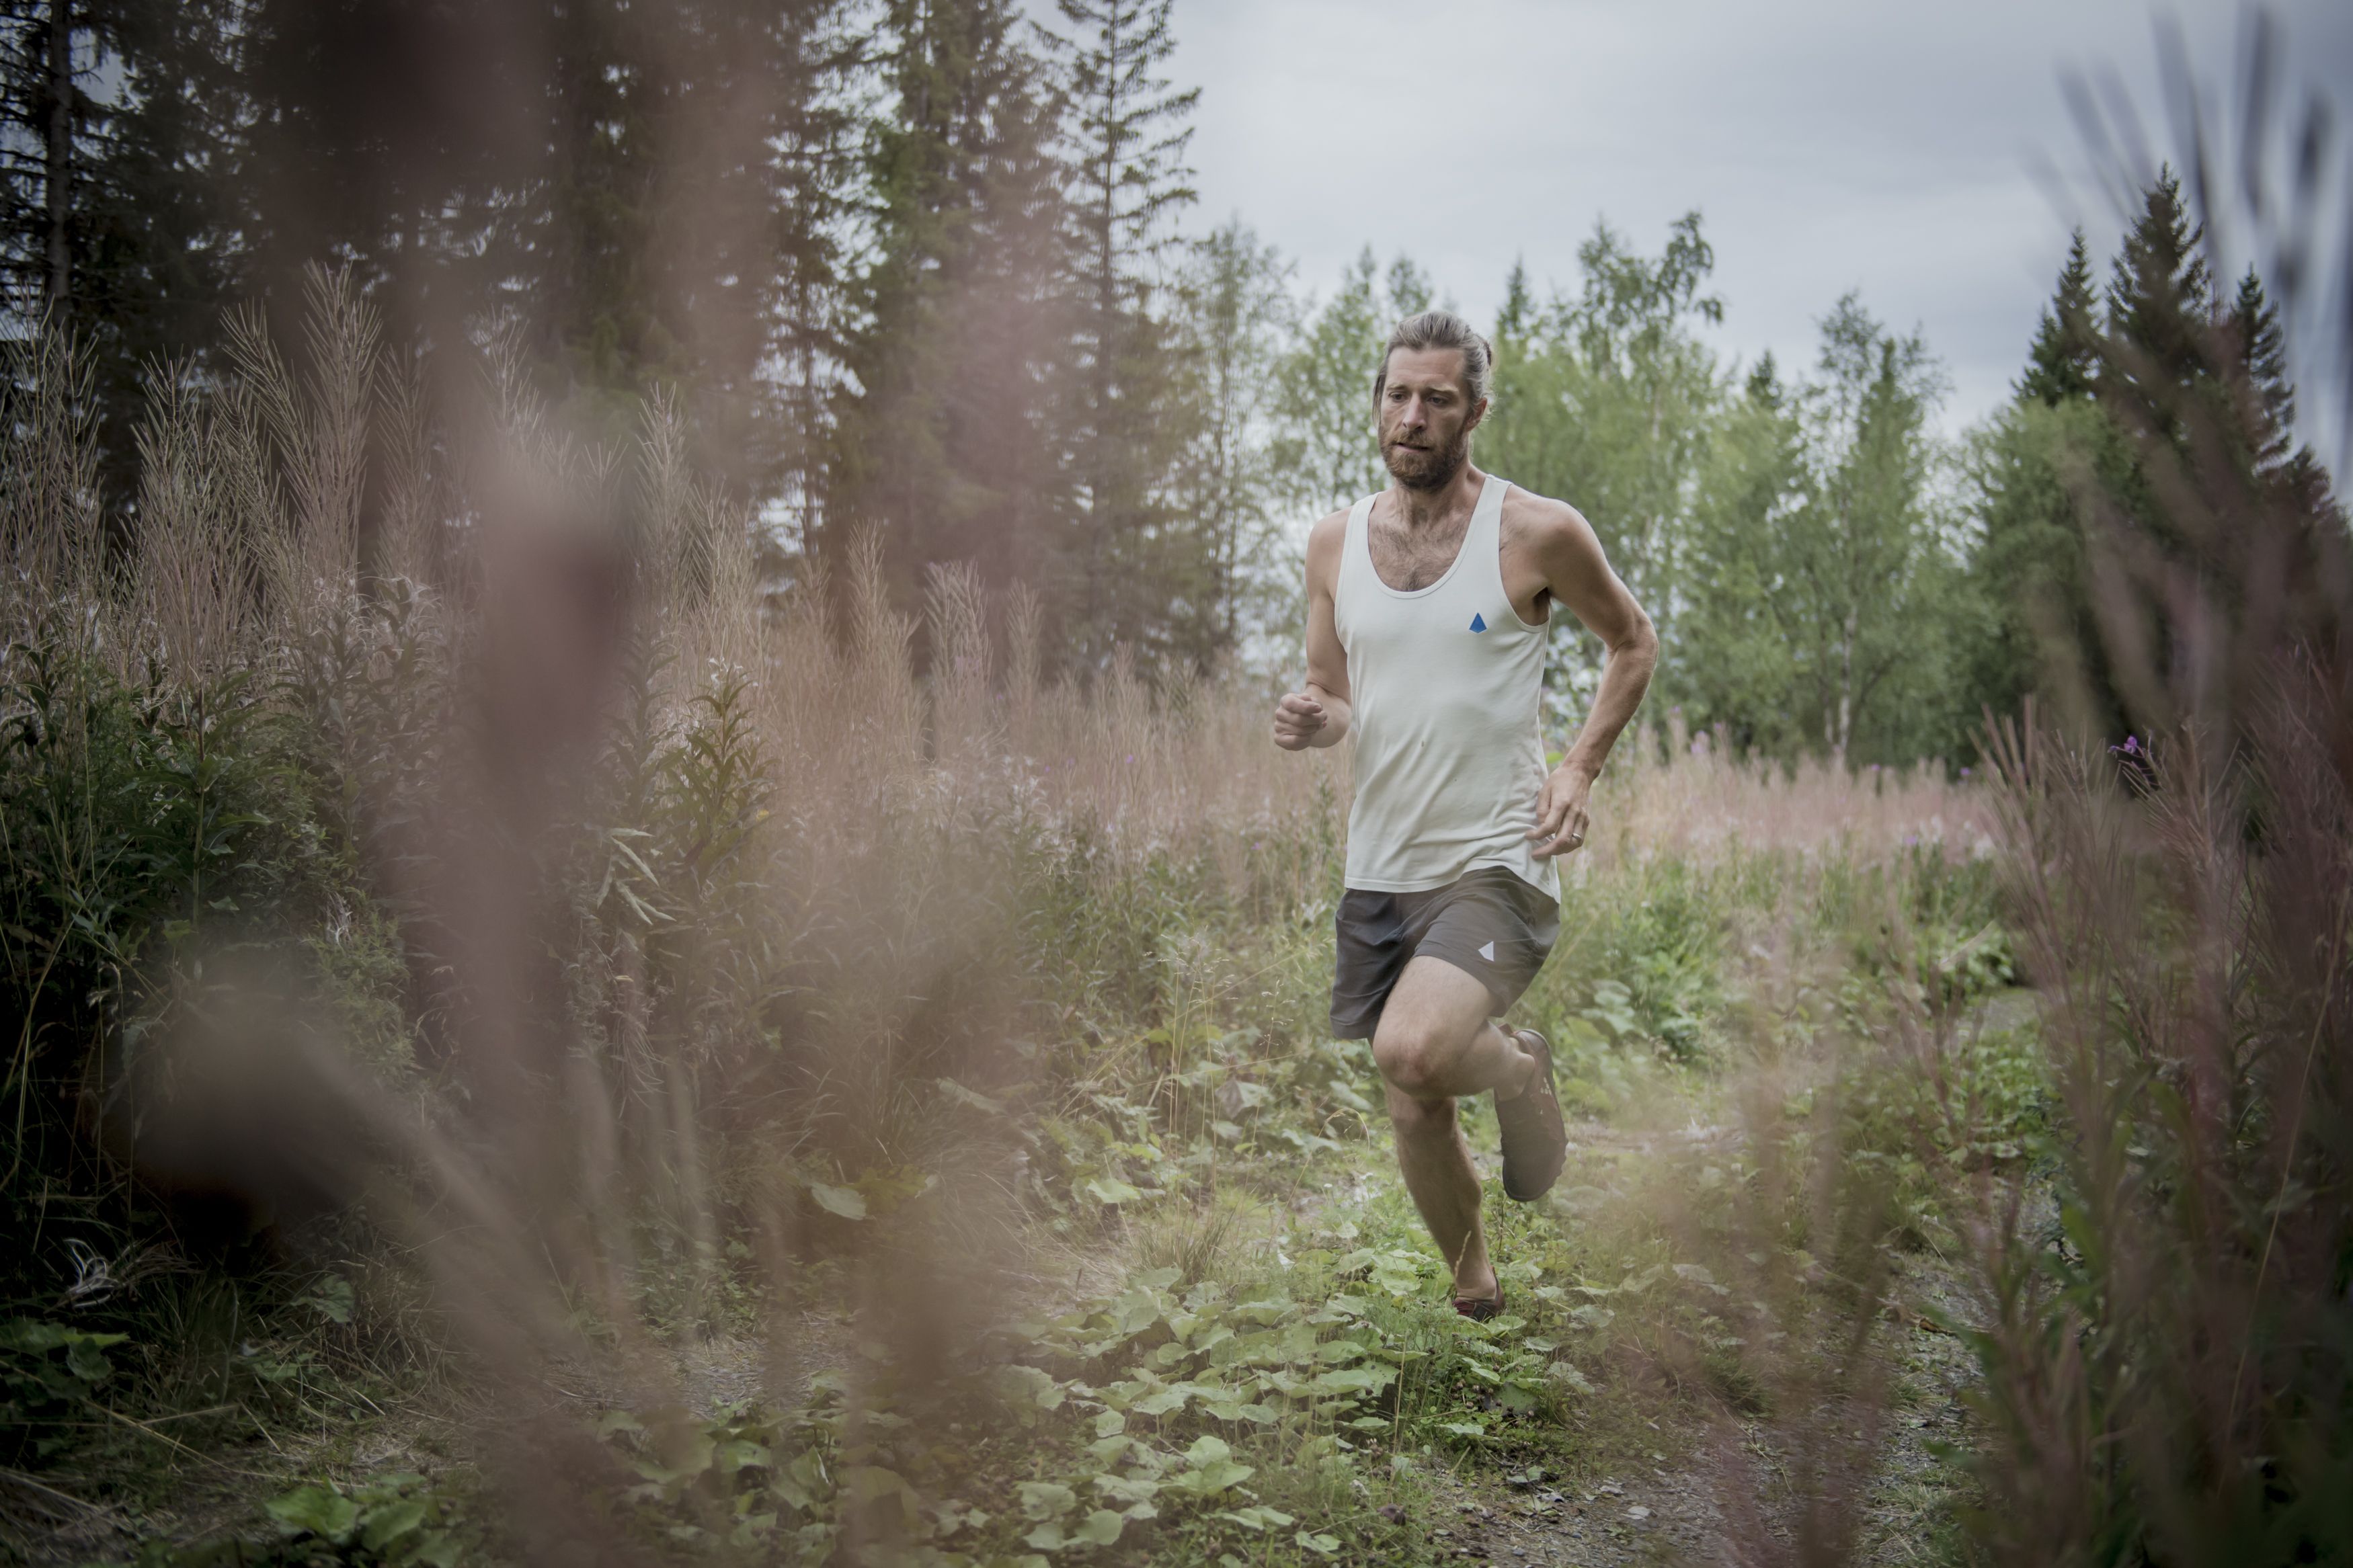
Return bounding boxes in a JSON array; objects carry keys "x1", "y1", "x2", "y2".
[{"x1": 625, "y1": 1102, "x2": 1978, "y2": 1567}]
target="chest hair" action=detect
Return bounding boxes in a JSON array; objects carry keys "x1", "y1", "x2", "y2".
[{"x1": 1367, "y1": 513, "x2": 1470, "y2": 592}]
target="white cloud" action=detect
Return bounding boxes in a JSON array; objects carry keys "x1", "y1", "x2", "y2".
[{"x1": 1128, "y1": 0, "x2": 2353, "y2": 441}]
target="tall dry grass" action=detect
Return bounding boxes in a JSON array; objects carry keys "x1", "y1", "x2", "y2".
[
  {"x1": 1680, "y1": 25, "x2": 2353, "y2": 1564},
  {"x1": 1, "y1": 266, "x2": 1380, "y2": 1562},
  {"x1": 3, "y1": 258, "x2": 2024, "y2": 1565},
  {"x1": 1593, "y1": 713, "x2": 1995, "y2": 872}
]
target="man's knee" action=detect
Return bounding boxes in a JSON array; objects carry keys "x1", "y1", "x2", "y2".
[{"x1": 1373, "y1": 1020, "x2": 1455, "y2": 1102}]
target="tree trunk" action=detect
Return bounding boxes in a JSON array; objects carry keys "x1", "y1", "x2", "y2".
[
  {"x1": 43, "y1": 0, "x2": 71, "y2": 318},
  {"x1": 1834, "y1": 604, "x2": 1858, "y2": 756}
]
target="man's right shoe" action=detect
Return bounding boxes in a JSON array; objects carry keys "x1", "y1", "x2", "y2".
[{"x1": 1496, "y1": 1027, "x2": 1566, "y2": 1202}]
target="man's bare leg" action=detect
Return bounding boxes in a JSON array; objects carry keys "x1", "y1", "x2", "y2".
[{"x1": 1371, "y1": 956, "x2": 1541, "y2": 1303}]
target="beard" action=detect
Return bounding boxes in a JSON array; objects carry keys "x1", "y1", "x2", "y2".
[{"x1": 1382, "y1": 423, "x2": 1471, "y2": 491}]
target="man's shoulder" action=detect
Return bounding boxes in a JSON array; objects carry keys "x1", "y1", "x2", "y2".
[
  {"x1": 1497, "y1": 481, "x2": 1595, "y2": 544},
  {"x1": 1304, "y1": 505, "x2": 1353, "y2": 567}
]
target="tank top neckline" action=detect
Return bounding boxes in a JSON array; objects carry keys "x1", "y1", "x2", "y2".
[{"x1": 1354, "y1": 474, "x2": 1505, "y2": 601}]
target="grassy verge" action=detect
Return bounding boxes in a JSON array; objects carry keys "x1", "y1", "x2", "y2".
[{"x1": 2, "y1": 298, "x2": 2041, "y2": 1567}]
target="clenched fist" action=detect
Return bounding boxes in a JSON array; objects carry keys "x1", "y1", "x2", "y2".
[{"x1": 1273, "y1": 691, "x2": 1328, "y2": 750}]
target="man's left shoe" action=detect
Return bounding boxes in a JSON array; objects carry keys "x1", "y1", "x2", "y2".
[
  {"x1": 1496, "y1": 1027, "x2": 1567, "y2": 1202},
  {"x1": 1453, "y1": 1281, "x2": 1504, "y2": 1321}
]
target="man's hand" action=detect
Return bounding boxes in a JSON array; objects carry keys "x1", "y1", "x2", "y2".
[
  {"x1": 1273, "y1": 692, "x2": 1329, "y2": 751},
  {"x1": 1527, "y1": 762, "x2": 1595, "y2": 857}
]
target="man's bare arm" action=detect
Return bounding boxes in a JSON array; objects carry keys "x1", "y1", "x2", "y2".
[
  {"x1": 1273, "y1": 509, "x2": 1355, "y2": 750},
  {"x1": 1522, "y1": 497, "x2": 1658, "y2": 855}
]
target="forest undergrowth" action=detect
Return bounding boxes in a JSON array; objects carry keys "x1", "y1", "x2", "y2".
[{"x1": 3, "y1": 262, "x2": 2347, "y2": 1568}]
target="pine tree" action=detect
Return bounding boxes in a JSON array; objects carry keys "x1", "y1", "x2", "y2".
[
  {"x1": 2229, "y1": 268, "x2": 2291, "y2": 446},
  {"x1": 1045, "y1": 0, "x2": 1199, "y2": 667},
  {"x1": 2104, "y1": 165, "x2": 2214, "y2": 396},
  {"x1": 2018, "y1": 229, "x2": 2098, "y2": 406},
  {"x1": 234, "y1": 0, "x2": 856, "y2": 506},
  {"x1": 0, "y1": 0, "x2": 87, "y2": 321},
  {"x1": 2, "y1": 0, "x2": 254, "y2": 513},
  {"x1": 827, "y1": 0, "x2": 1069, "y2": 645}
]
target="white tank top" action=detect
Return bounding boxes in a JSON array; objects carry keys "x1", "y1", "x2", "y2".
[{"x1": 1334, "y1": 474, "x2": 1558, "y2": 899}]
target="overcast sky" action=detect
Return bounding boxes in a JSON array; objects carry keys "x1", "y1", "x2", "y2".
[{"x1": 1133, "y1": 0, "x2": 2353, "y2": 444}]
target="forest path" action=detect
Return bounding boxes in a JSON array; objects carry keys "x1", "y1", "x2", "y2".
[{"x1": 632, "y1": 1050, "x2": 1989, "y2": 1567}]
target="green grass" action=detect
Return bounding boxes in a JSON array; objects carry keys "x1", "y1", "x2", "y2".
[{"x1": 4, "y1": 710, "x2": 2016, "y2": 1566}]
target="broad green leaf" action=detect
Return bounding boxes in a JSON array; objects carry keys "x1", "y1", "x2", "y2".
[
  {"x1": 1073, "y1": 1510, "x2": 1125, "y2": 1546},
  {"x1": 1082, "y1": 1176, "x2": 1144, "y2": 1205},
  {"x1": 267, "y1": 1484, "x2": 359, "y2": 1540},
  {"x1": 936, "y1": 1077, "x2": 1005, "y2": 1115},
  {"x1": 63, "y1": 1339, "x2": 114, "y2": 1383},
  {"x1": 1164, "y1": 1458, "x2": 1252, "y2": 1499},
  {"x1": 716, "y1": 1438, "x2": 772, "y2": 1472},
  {"x1": 1093, "y1": 1474, "x2": 1158, "y2": 1505},
  {"x1": 0, "y1": 1319, "x2": 70, "y2": 1353},
  {"x1": 1216, "y1": 1505, "x2": 1295, "y2": 1531},
  {"x1": 1129, "y1": 1387, "x2": 1189, "y2": 1416},
  {"x1": 302, "y1": 1276, "x2": 356, "y2": 1325},
  {"x1": 1308, "y1": 1366, "x2": 1394, "y2": 1395},
  {"x1": 838, "y1": 1466, "x2": 913, "y2": 1509},
  {"x1": 358, "y1": 1498, "x2": 426, "y2": 1553},
  {"x1": 1550, "y1": 1362, "x2": 1595, "y2": 1394},
  {"x1": 409, "y1": 1530, "x2": 463, "y2": 1567},
  {"x1": 809, "y1": 1183, "x2": 867, "y2": 1220},
  {"x1": 1016, "y1": 1481, "x2": 1077, "y2": 1520},
  {"x1": 998, "y1": 1364, "x2": 1066, "y2": 1411},
  {"x1": 1295, "y1": 1530, "x2": 1343, "y2": 1555},
  {"x1": 1023, "y1": 1520, "x2": 1067, "y2": 1550}
]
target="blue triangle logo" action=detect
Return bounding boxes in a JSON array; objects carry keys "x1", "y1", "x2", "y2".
[{"x1": 1469, "y1": 613, "x2": 1487, "y2": 633}]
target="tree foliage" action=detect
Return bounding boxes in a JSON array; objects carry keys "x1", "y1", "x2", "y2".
[{"x1": 0, "y1": 5, "x2": 2340, "y2": 745}]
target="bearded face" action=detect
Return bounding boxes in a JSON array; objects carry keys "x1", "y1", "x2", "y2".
[
  {"x1": 1382, "y1": 418, "x2": 1472, "y2": 491},
  {"x1": 1375, "y1": 346, "x2": 1484, "y2": 492}
]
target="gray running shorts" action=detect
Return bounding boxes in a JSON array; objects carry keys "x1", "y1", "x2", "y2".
[{"x1": 1329, "y1": 867, "x2": 1560, "y2": 1040}]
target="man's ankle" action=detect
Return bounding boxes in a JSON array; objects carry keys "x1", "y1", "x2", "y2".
[{"x1": 1491, "y1": 1028, "x2": 1536, "y2": 1101}]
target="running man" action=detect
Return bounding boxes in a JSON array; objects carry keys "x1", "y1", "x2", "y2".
[{"x1": 1273, "y1": 311, "x2": 1658, "y2": 1319}]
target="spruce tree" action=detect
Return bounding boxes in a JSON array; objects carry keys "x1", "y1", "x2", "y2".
[
  {"x1": 2225, "y1": 267, "x2": 2295, "y2": 474},
  {"x1": 2, "y1": 0, "x2": 253, "y2": 514},
  {"x1": 2104, "y1": 165, "x2": 2213, "y2": 395},
  {"x1": 0, "y1": 0, "x2": 89, "y2": 321},
  {"x1": 2018, "y1": 229, "x2": 2098, "y2": 407},
  {"x1": 827, "y1": 0, "x2": 1068, "y2": 646},
  {"x1": 1047, "y1": 0, "x2": 1199, "y2": 667}
]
